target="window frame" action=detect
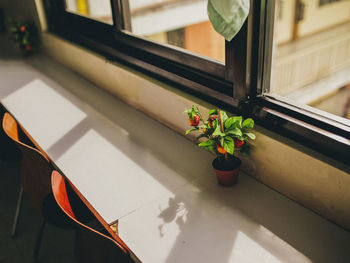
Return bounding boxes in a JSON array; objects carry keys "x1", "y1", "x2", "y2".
[
  {"x1": 251, "y1": 0, "x2": 350, "y2": 166},
  {"x1": 43, "y1": 0, "x2": 350, "y2": 167},
  {"x1": 44, "y1": 0, "x2": 242, "y2": 97}
]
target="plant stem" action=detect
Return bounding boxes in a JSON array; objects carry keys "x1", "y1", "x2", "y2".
[
  {"x1": 218, "y1": 110, "x2": 224, "y2": 133},
  {"x1": 195, "y1": 106, "x2": 204, "y2": 122}
]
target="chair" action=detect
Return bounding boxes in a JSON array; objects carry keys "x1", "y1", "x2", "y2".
[
  {"x1": 0, "y1": 105, "x2": 21, "y2": 162},
  {"x1": 2, "y1": 112, "x2": 52, "y2": 231},
  {"x1": 2, "y1": 113, "x2": 93, "y2": 261},
  {"x1": 51, "y1": 170, "x2": 134, "y2": 263}
]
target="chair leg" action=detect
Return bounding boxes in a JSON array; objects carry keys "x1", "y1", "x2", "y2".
[
  {"x1": 11, "y1": 186, "x2": 24, "y2": 237},
  {"x1": 33, "y1": 219, "x2": 46, "y2": 263}
]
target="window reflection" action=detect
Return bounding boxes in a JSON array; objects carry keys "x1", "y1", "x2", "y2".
[
  {"x1": 65, "y1": 0, "x2": 113, "y2": 24},
  {"x1": 128, "y1": 0, "x2": 225, "y2": 63},
  {"x1": 271, "y1": 0, "x2": 350, "y2": 119}
]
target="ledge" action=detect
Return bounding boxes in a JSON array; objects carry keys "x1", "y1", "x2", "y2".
[
  {"x1": 35, "y1": 32, "x2": 350, "y2": 230},
  {"x1": 1, "y1": 47, "x2": 350, "y2": 262}
]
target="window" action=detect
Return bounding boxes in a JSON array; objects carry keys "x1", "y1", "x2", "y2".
[
  {"x1": 65, "y1": 0, "x2": 113, "y2": 24},
  {"x1": 319, "y1": 0, "x2": 348, "y2": 6},
  {"x1": 255, "y1": 0, "x2": 350, "y2": 165},
  {"x1": 44, "y1": 0, "x2": 237, "y2": 99},
  {"x1": 271, "y1": 0, "x2": 350, "y2": 119},
  {"x1": 127, "y1": 0, "x2": 225, "y2": 63},
  {"x1": 43, "y1": 0, "x2": 349, "y2": 165}
]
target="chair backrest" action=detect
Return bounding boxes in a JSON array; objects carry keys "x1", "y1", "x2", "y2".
[
  {"x1": 0, "y1": 106, "x2": 21, "y2": 161},
  {"x1": 2, "y1": 113, "x2": 52, "y2": 213},
  {"x1": 51, "y1": 171, "x2": 134, "y2": 263}
]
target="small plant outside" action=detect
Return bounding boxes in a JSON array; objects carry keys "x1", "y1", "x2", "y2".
[{"x1": 185, "y1": 105, "x2": 255, "y2": 171}]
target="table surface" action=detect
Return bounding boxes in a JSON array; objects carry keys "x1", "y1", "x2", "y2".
[{"x1": 1, "y1": 48, "x2": 350, "y2": 262}]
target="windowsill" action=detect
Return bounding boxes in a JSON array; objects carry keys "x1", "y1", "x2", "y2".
[
  {"x1": 28, "y1": 32, "x2": 350, "y2": 231},
  {"x1": 1, "y1": 45, "x2": 350, "y2": 262}
]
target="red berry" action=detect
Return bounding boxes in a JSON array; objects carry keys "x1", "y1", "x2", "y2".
[
  {"x1": 189, "y1": 115, "x2": 200, "y2": 126},
  {"x1": 25, "y1": 45, "x2": 32, "y2": 51},
  {"x1": 208, "y1": 115, "x2": 218, "y2": 128},
  {"x1": 234, "y1": 139, "x2": 244, "y2": 148},
  {"x1": 20, "y1": 26, "x2": 26, "y2": 32},
  {"x1": 216, "y1": 142, "x2": 227, "y2": 154}
]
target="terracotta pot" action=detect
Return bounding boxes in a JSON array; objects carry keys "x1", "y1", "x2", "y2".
[{"x1": 212, "y1": 157, "x2": 242, "y2": 187}]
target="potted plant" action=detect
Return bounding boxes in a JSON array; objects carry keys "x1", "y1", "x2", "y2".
[
  {"x1": 185, "y1": 105, "x2": 255, "y2": 186},
  {"x1": 8, "y1": 20, "x2": 37, "y2": 54}
]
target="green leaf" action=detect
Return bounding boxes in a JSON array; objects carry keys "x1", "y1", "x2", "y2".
[
  {"x1": 220, "y1": 111, "x2": 228, "y2": 123},
  {"x1": 244, "y1": 132, "x2": 256, "y2": 140},
  {"x1": 194, "y1": 106, "x2": 204, "y2": 122},
  {"x1": 222, "y1": 136, "x2": 234, "y2": 155},
  {"x1": 220, "y1": 137, "x2": 224, "y2": 147},
  {"x1": 242, "y1": 118, "x2": 254, "y2": 130},
  {"x1": 212, "y1": 124, "x2": 225, "y2": 137},
  {"x1": 227, "y1": 128, "x2": 242, "y2": 137},
  {"x1": 22, "y1": 37, "x2": 29, "y2": 45},
  {"x1": 212, "y1": 119, "x2": 218, "y2": 129},
  {"x1": 184, "y1": 106, "x2": 194, "y2": 119},
  {"x1": 209, "y1": 109, "x2": 218, "y2": 116},
  {"x1": 185, "y1": 127, "x2": 199, "y2": 135},
  {"x1": 225, "y1": 116, "x2": 242, "y2": 129},
  {"x1": 198, "y1": 140, "x2": 216, "y2": 151}
]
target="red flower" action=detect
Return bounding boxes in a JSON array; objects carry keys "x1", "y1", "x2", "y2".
[
  {"x1": 189, "y1": 115, "x2": 200, "y2": 126},
  {"x1": 25, "y1": 45, "x2": 32, "y2": 51},
  {"x1": 20, "y1": 26, "x2": 26, "y2": 32},
  {"x1": 234, "y1": 139, "x2": 244, "y2": 148},
  {"x1": 208, "y1": 115, "x2": 218, "y2": 128},
  {"x1": 216, "y1": 142, "x2": 227, "y2": 154}
]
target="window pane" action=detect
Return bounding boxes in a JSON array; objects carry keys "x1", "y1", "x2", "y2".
[
  {"x1": 270, "y1": 0, "x2": 350, "y2": 119},
  {"x1": 127, "y1": 0, "x2": 225, "y2": 63},
  {"x1": 65, "y1": 0, "x2": 113, "y2": 24}
]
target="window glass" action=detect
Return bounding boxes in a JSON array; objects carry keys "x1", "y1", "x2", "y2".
[
  {"x1": 127, "y1": 0, "x2": 225, "y2": 63},
  {"x1": 65, "y1": 0, "x2": 113, "y2": 24},
  {"x1": 270, "y1": 0, "x2": 350, "y2": 119}
]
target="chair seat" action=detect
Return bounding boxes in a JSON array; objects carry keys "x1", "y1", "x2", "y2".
[{"x1": 52, "y1": 171, "x2": 133, "y2": 263}]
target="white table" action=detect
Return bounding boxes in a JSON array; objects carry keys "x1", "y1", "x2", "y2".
[{"x1": 1, "y1": 53, "x2": 350, "y2": 263}]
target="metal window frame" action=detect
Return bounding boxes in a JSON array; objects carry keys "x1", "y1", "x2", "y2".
[
  {"x1": 44, "y1": 0, "x2": 243, "y2": 96},
  {"x1": 42, "y1": 0, "x2": 350, "y2": 168},
  {"x1": 249, "y1": 0, "x2": 350, "y2": 167}
]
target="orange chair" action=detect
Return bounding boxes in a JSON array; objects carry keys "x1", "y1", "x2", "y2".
[
  {"x1": 2, "y1": 112, "x2": 52, "y2": 230},
  {"x1": 52, "y1": 170, "x2": 134, "y2": 263},
  {"x1": 0, "y1": 105, "x2": 21, "y2": 162},
  {"x1": 2, "y1": 113, "x2": 93, "y2": 261}
]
